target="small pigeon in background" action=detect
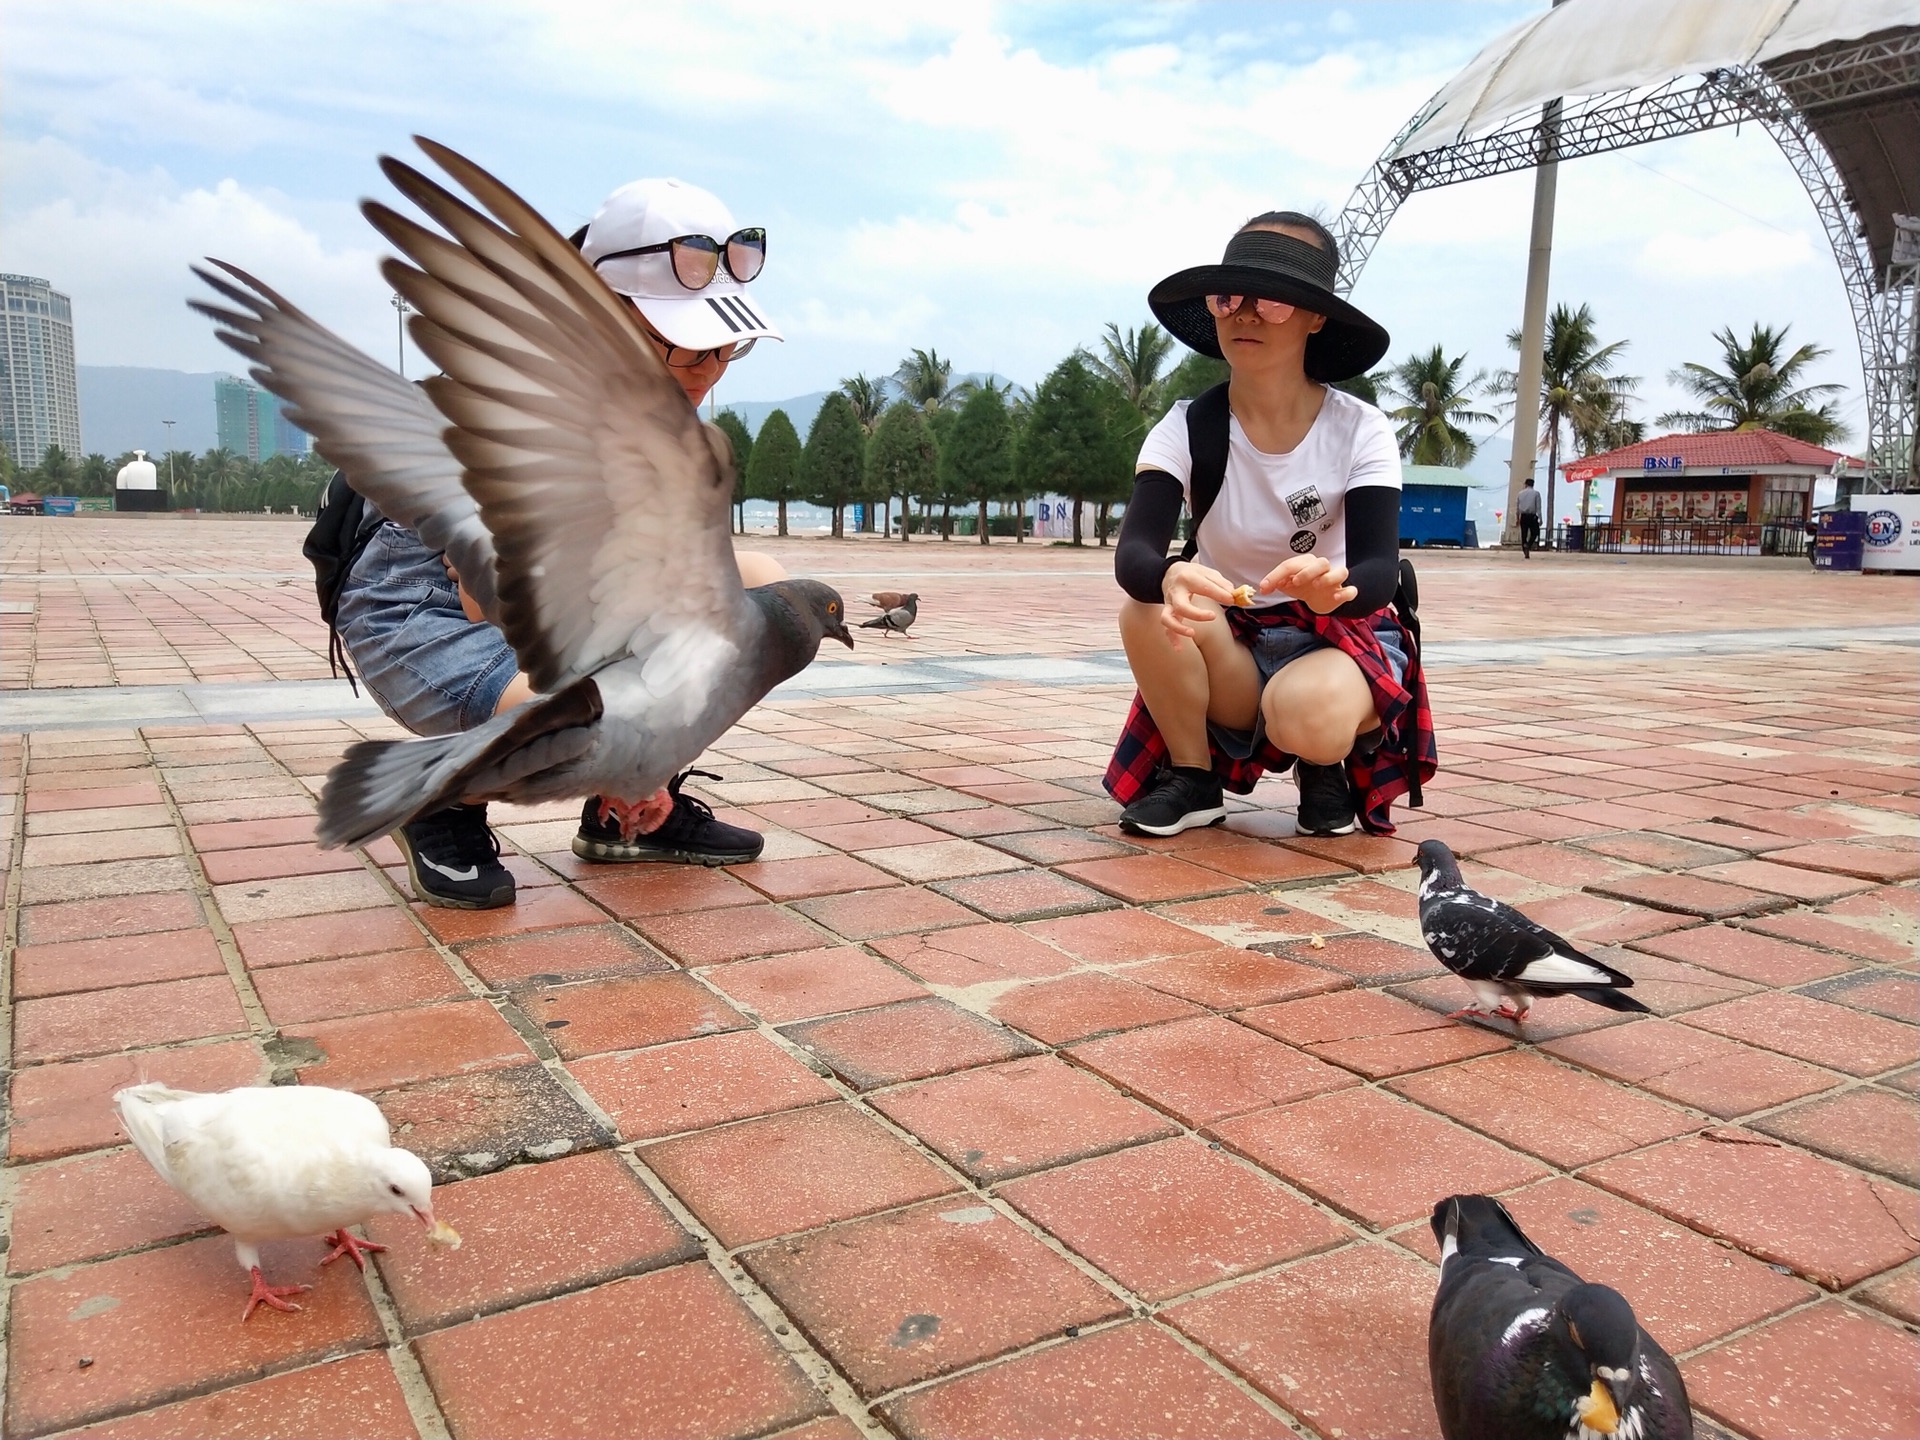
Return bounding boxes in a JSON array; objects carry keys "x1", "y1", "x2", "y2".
[
  {"x1": 1414, "y1": 839, "x2": 1648, "y2": 1023},
  {"x1": 1429, "y1": 1194, "x2": 1692, "y2": 1439},
  {"x1": 860, "y1": 592, "x2": 919, "y2": 639},
  {"x1": 190, "y1": 138, "x2": 854, "y2": 850},
  {"x1": 115, "y1": 1083, "x2": 460, "y2": 1321}
]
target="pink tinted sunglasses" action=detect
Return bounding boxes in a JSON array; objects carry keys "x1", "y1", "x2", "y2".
[{"x1": 1206, "y1": 294, "x2": 1297, "y2": 323}]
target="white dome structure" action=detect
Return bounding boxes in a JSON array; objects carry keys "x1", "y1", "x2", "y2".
[{"x1": 116, "y1": 449, "x2": 159, "y2": 491}]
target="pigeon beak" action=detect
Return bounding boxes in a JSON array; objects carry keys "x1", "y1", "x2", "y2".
[
  {"x1": 413, "y1": 1205, "x2": 462, "y2": 1249},
  {"x1": 831, "y1": 622, "x2": 855, "y2": 650},
  {"x1": 1576, "y1": 1378, "x2": 1620, "y2": 1435}
]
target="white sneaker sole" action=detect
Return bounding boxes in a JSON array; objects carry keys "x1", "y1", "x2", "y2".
[{"x1": 1119, "y1": 806, "x2": 1227, "y2": 838}]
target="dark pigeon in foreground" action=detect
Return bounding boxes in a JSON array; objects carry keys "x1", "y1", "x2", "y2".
[
  {"x1": 1429, "y1": 1194, "x2": 1692, "y2": 1440},
  {"x1": 860, "y1": 592, "x2": 918, "y2": 638},
  {"x1": 1414, "y1": 839, "x2": 1649, "y2": 1022},
  {"x1": 192, "y1": 138, "x2": 853, "y2": 851}
]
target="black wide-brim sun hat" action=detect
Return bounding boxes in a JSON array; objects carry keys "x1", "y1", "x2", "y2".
[{"x1": 1149, "y1": 227, "x2": 1389, "y2": 382}]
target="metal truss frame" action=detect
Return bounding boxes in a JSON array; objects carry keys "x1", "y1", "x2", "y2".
[{"x1": 1333, "y1": 29, "x2": 1920, "y2": 492}]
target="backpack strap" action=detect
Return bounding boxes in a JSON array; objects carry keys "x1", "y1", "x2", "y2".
[
  {"x1": 302, "y1": 471, "x2": 382, "y2": 696},
  {"x1": 1179, "y1": 382, "x2": 1232, "y2": 562}
]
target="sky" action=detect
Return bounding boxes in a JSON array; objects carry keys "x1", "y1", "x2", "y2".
[{"x1": 0, "y1": 0, "x2": 1872, "y2": 509}]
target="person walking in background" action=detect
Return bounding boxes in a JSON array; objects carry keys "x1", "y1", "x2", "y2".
[{"x1": 1514, "y1": 477, "x2": 1543, "y2": 558}]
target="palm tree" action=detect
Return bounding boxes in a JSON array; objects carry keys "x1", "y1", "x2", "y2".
[
  {"x1": 1381, "y1": 347, "x2": 1494, "y2": 467},
  {"x1": 1657, "y1": 323, "x2": 1847, "y2": 445},
  {"x1": 893, "y1": 348, "x2": 957, "y2": 411},
  {"x1": 1088, "y1": 322, "x2": 1174, "y2": 416},
  {"x1": 840, "y1": 374, "x2": 890, "y2": 434},
  {"x1": 1496, "y1": 303, "x2": 1640, "y2": 531},
  {"x1": 195, "y1": 447, "x2": 244, "y2": 511}
]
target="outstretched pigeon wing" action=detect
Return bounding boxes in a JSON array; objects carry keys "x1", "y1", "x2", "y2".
[
  {"x1": 363, "y1": 137, "x2": 743, "y2": 695},
  {"x1": 189, "y1": 262, "x2": 501, "y2": 618}
]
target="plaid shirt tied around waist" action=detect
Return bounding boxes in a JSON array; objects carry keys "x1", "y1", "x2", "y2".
[{"x1": 1103, "y1": 600, "x2": 1438, "y2": 835}]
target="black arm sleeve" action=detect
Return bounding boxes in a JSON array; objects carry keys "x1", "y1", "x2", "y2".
[
  {"x1": 1337, "y1": 484, "x2": 1401, "y2": 618},
  {"x1": 1114, "y1": 471, "x2": 1185, "y2": 604}
]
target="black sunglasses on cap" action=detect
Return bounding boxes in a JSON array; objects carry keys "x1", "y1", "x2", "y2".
[{"x1": 592, "y1": 227, "x2": 767, "y2": 292}]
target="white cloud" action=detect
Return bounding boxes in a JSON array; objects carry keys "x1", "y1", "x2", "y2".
[{"x1": 1636, "y1": 226, "x2": 1816, "y2": 280}]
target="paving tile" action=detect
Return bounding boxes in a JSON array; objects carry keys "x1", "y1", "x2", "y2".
[
  {"x1": 998, "y1": 1136, "x2": 1348, "y2": 1302},
  {"x1": 13, "y1": 976, "x2": 248, "y2": 1064},
  {"x1": 870, "y1": 923, "x2": 1078, "y2": 987},
  {"x1": 636, "y1": 903, "x2": 829, "y2": 965},
  {"x1": 1803, "y1": 967, "x2": 1919, "y2": 1022},
  {"x1": 1023, "y1": 908, "x2": 1220, "y2": 964},
  {"x1": 1056, "y1": 853, "x2": 1244, "y2": 904},
  {"x1": 410, "y1": 885, "x2": 607, "y2": 942},
  {"x1": 1679, "y1": 991, "x2": 1920, "y2": 1076},
  {"x1": 1764, "y1": 840, "x2": 1920, "y2": 884},
  {"x1": 17, "y1": 891, "x2": 204, "y2": 947},
  {"x1": 11, "y1": 928, "x2": 226, "y2": 999},
  {"x1": 1695, "y1": 857, "x2": 1877, "y2": 904},
  {"x1": 455, "y1": 923, "x2": 672, "y2": 988},
  {"x1": 1387, "y1": 1050, "x2": 1697, "y2": 1167},
  {"x1": 1280, "y1": 831, "x2": 1421, "y2": 875},
  {"x1": 20, "y1": 827, "x2": 182, "y2": 869},
  {"x1": 570, "y1": 865, "x2": 762, "y2": 917},
  {"x1": 930, "y1": 868, "x2": 1115, "y2": 921},
  {"x1": 412, "y1": 1263, "x2": 828, "y2": 1440},
  {"x1": 1164, "y1": 1243, "x2": 1437, "y2": 1440},
  {"x1": 1211, "y1": 1087, "x2": 1546, "y2": 1229},
  {"x1": 750, "y1": 796, "x2": 886, "y2": 829},
  {"x1": 5, "y1": 1235, "x2": 382, "y2": 1437},
  {"x1": 1119, "y1": 945, "x2": 1349, "y2": 1010},
  {"x1": 1238, "y1": 988, "x2": 1511, "y2": 1077},
  {"x1": 1585, "y1": 1133, "x2": 1920, "y2": 1289},
  {"x1": 881, "y1": 1320, "x2": 1296, "y2": 1440},
  {"x1": 186, "y1": 815, "x2": 323, "y2": 852},
  {"x1": 856, "y1": 838, "x2": 1023, "y2": 883},
  {"x1": 248, "y1": 948, "x2": 464, "y2": 1025},
  {"x1": 229, "y1": 907, "x2": 425, "y2": 968},
  {"x1": 1629, "y1": 923, "x2": 1859, "y2": 986},
  {"x1": 734, "y1": 853, "x2": 903, "y2": 900},
  {"x1": 1068, "y1": 1015, "x2": 1357, "y2": 1127},
  {"x1": 1578, "y1": 830, "x2": 1746, "y2": 868},
  {"x1": 25, "y1": 803, "x2": 173, "y2": 838},
  {"x1": 572, "y1": 1031, "x2": 838, "y2": 1141},
  {"x1": 370, "y1": 1062, "x2": 612, "y2": 1183},
  {"x1": 7, "y1": 1145, "x2": 210, "y2": 1275},
  {"x1": 285, "y1": 998, "x2": 532, "y2": 1091},
  {"x1": 1182, "y1": 837, "x2": 1353, "y2": 885},
  {"x1": 1585, "y1": 872, "x2": 1788, "y2": 919},
  {"x1": 802, "y1": 817, "x2": 952, "y2": 850},
  {"x1": 981, "y1": 827, "x2": 1139, "y2": 865},
  {"x1": 1263, "y1": 932, "x2": 1443, "y2": 984},
  {"x1": 1481, "y1": 841, "x2": 1641, "y2": 888},
  {"x1": 1510, "y1": 890, "x2": 1694, "y2": 945},
  {"x1": 198, "y1": 842, "x2": 366, "y2": 886},
  {"x1": 1544, "y1": 1018, "x2": 1840, "y2": 1117},
  {"x1": 791, "y1": 885, "x2": 983, "y2": 941},
  {"x1": 1857, "y1": 1262, "x2": 1920, "y2": 1326},
  {"x1": 742, "y1": 1199, "x2": 1126, "y2": 1397},
  {"x1": 870, "y1": 1056, "x2": 1176, "y2": 1183},
  {"x1": 1422, "y1": 1177, "x2": 1814, "y2": 1353},
  {"x1": 919, "y1": 803, "x2": 1060, "y2": 837},
  {"x1": 210, "y1": 870, "x2": 393, "y2": 926},
  {"x1": 1750, "y1": 1086, "x2": 1919, "y2": 1185},
  {"x1": 1740, "y1": 910, "x2": 1915, "y2": 966},
  {"x1": 520, "y1": 971, "x2": 748, "y2": 1059},
  {"x1": 68, "y1": 1352, "x2": 417, "y2": 1440},
  {"x1": 1148, "y1": 891, "x2": 1330, "y2": 948},
  {"x1": 7, "y1": 1041, "x2": 268, "y2": 1163},
  {"x1": 366, "y1": 1149, "x2": 697, "y2": 1332},
  {"x1": 1683, "y1": 1303, "x2": 1920, "y2": 1440},
  {"x1": 990, "y1": 972, "x2": 1206, "y2": 1045},
  {"x1": 782, "y1": 997, "x2": 1039, "y2": 1090},
  {"x1": 641, "y1": 1102, "x2": 959, "y2": 1245},
  {"x1": 704, "y1": 946, "x2": 928, "y2": 1023},
  {"x1": 19, "y1": 855, "x2": 199, "y2": 907},
  {"x1": 23, "y1": 780, "x2": 163, "y2": 813}
]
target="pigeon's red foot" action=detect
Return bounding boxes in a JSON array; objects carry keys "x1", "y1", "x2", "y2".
[
  {"x1": 1445, "y1": 1006, "x2": 1486, "y2": 1020},
  {"x1": 596, "y1": 790, "x2": 674, "y2": 842},
  {"x1": 241, "y1": 1266, "x2": 309, "y2": 1322},
  {"x1": 321, "y1": 1228, "x2": 389, "y2": 1272},
  {"x1": 1493, "y1": 1003, "x2": 1527, "y2": 1022}
]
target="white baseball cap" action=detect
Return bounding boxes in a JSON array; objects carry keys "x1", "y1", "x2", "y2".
[{"x1": 578, "y1": 178, "x2": 782, "y2": 354}]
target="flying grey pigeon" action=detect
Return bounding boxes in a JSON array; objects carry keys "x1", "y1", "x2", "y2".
[
  {"x1": 115, "y1": 1083, "x2": 459, "y2": 1321},
  {"x1": 1429, "y1": 1194, "x2": 1692, "y2": 1440},
  {"x1": 191, "y1": 138, "x2": 853, "y2": 850},
  {"x1": 1414, "y1": 839, "x2": 1648, "y2": 1022},
  {"x1": 860, "y1": 592, "x2": 918, "y2": 638}
]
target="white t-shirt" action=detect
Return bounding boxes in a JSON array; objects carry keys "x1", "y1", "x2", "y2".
[{"x1": 1136, "y1": 386, "x2": 1400, "y2": 606}]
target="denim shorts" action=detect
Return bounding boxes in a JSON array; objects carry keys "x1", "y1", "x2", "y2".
[
  {"x1": 1208, "y1": 614, "x2": 1409, "y2": 761},
  {"x1": 334, "y1": 522, "x2": 519, "y2": 736}
]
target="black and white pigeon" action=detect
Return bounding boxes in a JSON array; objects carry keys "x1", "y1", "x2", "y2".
[
  {"x1": 190, "y1": 138, "x2": 854, "y2": 851},
  {"x1": 1429, "y1": 1194, "x2": 1692, "y2": 1440},
  {"x1": 860, "y1": 591, "x2": 918, "y2": 638},
  {"x1": 1414, "y1": 839, "x2": 1649, "y2": 1022}
]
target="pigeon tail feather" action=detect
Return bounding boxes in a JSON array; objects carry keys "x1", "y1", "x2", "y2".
[
  {"x1": 113, "y1": 1083, "x2": 188, "y2": 1179},
  {"x1": 1565, "y1": 985, "x2": 1652, "y2": 1013},
  {"x1": 1432, "y1": 1194, "x2": 1546, "y2": 1264}
]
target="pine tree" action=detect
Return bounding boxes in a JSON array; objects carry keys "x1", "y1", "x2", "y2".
[
  {"x1": 745, "y1": 409, "x2": 803, "y2": 538},
  {"x1": 868, "y1": 401, "x2": 936, "y2": 542},
  {"x1": 941, "y1": 385, "x2": 1013, "y2": 545},
  {"x1": 802, "y1": 392, "x2": 865, "y2": 539},
  {"x1": 713, "y1": 410, "x2": 753, "y2": 533}
]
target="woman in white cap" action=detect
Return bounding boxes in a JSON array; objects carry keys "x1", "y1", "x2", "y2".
[{"x1": 333, "y1": 176, "x2": 784, "y2": 910}]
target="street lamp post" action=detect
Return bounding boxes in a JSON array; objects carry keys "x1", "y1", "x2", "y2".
[
  {"x1": 161, "y1": 419, "x2": 176, "y2": 495},
  {"x1": 392, "y1": 293, "x2": 412, "y2": 377}
]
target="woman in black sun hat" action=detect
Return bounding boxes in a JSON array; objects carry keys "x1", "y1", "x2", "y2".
[{"x1": 1106, "y1": 211, "x2": 1436, "y2": 839}]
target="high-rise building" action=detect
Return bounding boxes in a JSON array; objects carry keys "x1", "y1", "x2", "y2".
[
  {"x1": 0, "y1": 274, "x2": 84, "y2": 467},
  {"x1": 214, "y1": 374, "x2": 309, "y2": 461}
]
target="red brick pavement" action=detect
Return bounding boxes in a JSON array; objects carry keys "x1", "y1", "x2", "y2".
[{"x1": 3, "y1": 525, "x2": 1917, "y2": 1437}]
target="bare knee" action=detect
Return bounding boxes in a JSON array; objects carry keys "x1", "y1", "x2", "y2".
[
  {"x1": 735, "y1": 550, "x2": 787, "y2": 586},
  {"x1": 1264, "y1": 667, "x2": 1373, "y2": 765}
]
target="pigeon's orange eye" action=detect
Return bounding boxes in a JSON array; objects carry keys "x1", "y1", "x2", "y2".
[{"x1": 827, "y1": 602, "x2": 838, "y2": 613}]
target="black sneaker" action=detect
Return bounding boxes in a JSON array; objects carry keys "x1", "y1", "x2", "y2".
[
  {"x1": 1294, "y1": 761, "x2": 1357, "y2": 836},
  {"x1": 1119, "y1": 766, "x2": 1226, "y2": 837},
  {"x1": 572, "y1": 769, "x2": 765, "y2": 865},
  {"x1": 393, "y1": 803, "x2": 516, "y2": 909}
]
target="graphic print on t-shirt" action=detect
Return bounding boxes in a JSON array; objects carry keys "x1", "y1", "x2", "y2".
[
  {"x1": 1286, "y1": 485, "x2": 1326, "y2": 526},
  {"x1": 1289, "y1": 529, "x2": 1318, "y2": 554}
]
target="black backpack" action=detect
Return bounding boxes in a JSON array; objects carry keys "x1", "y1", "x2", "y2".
[
  {"x1": 302, "y1": 471, "x2": 382, "y2": 693},
  {"x1": 1179, "y1": 381, "x2": 1424, "y2": 805}
]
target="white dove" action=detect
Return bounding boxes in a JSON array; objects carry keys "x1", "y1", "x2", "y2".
[{"x1": 114, "y1": 1082, "x2": 460, "y2": 1321}]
